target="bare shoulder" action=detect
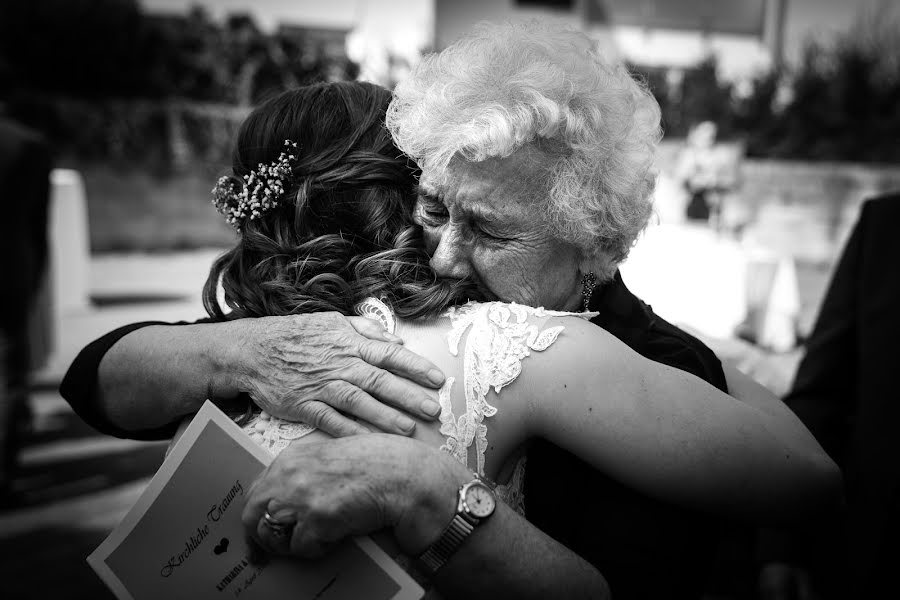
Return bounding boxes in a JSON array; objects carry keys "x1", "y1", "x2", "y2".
[
  {"x1": 516, "y1": 312, "x2": 643, "y2": 422},
  {"x1": 537, "y1": 312, "x2": 625, "y2": 355}
]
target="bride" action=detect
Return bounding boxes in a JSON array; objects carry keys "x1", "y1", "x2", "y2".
[{"x1": 174, "y1": 81, "x2": 840, "y2": 594}]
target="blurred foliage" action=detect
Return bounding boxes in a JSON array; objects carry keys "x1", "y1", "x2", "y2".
[
  {"x1": 2, "y1": 0, "x2": 898, "y2": 166},
  {"x1": 0, "y1": 0, "x2": 151, "y2": 99},
  {"x1": 633, "y1": 10, "x2": 900, "y2": 164},
  {"x1": 0, "y1": 0, "x2": 358, "y2": 170},
  {"x1": 631, "y1": 59, "x2": 737, "y2": 139},
  {"x1": 739, "y1": 17, "x2": 900, "y2": 162}
]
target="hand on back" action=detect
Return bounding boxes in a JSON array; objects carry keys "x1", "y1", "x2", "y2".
[{"x1": 228, "y1": 312, "x2": 444, "y2": 436}]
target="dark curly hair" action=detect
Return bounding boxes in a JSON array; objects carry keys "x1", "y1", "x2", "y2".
[{"x1": 203, "y1": 82, "x2": 481, "y2": 321}]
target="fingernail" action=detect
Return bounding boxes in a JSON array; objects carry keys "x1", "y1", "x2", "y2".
[
  {"x1": 427, "y1": 368, "x2": 445, "y2": 386},
  {"x1": 272, "y1": 509, "x2": 296, "y2": 523},
  {"x1": 396, "y1": 416, "x2": 416, "y2": 434},
  {"x1": 421, "y1": 399, "x2": 441, "y2": 417},
  {"x1": 384, "y1": 332, "x2": 403, "y2": 344}
]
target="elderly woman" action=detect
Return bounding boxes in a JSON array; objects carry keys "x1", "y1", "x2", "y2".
[
  {"x1": 387, "y1": 22, "x2": 660, "y2": 301},
  {"x1": 61, "y1": 22, "x2": 837, "y2": 599}
]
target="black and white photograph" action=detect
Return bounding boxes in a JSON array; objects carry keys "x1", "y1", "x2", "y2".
[{"x1": 1, "y1": 1, "x2": 898, "y2": 598}]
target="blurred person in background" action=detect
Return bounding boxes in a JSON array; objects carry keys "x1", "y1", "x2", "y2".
[
  {"x1": 758, "y1": 194, "x2": 900, "y2": 600},
  {"x1": 675, "y1": 120, "x2": 733, "y2": 227},
  {"x1": 0, "y1": 111, "x2": 52, "y2": 503}
]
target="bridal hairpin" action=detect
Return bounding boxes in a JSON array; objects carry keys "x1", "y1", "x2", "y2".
[
  {"x1": 211, "y1": 140, "x2": 298, "y2": 230},
  {"x1": 354, "y1": 297, "x2": 396, "y2": 335}
]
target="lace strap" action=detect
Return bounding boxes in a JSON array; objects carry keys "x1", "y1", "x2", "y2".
[
  {"x1": 245, "y1": 412, "x2": 316, "y2": 456},
  {"x1": 440, "y1": 301, "x2": 574, "y2": 475}
]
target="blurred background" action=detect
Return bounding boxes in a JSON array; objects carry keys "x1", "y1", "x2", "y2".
[{"x1": 1, "y1": 0, "x2": 898, "y2": 598}]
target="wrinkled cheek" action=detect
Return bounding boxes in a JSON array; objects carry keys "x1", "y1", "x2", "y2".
[
  {"x1": 422, "y1": 227, "x2": 441, "y2": 256},
  {"x1": 505, "y1": 257, "x2": 554, "y2": 306},
  {"x1": 470, "y1": 251, "x2": 520, "y2": 302}
]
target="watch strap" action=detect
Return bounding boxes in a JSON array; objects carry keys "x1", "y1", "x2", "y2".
[{"x1": 417, "y1": 513, "x2": 476, "y2": 573}]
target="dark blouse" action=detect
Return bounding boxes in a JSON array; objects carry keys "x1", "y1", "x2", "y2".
[{"x1": 60, "y1": 271, "x2": 731, "y2": 598}]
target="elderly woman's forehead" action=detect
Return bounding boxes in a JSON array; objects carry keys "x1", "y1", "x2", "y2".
[{"x1": 423, "y1": 149, "x2": 548, "y2": 196}]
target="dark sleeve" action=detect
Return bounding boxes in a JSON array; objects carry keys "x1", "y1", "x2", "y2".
[
  {"x1": 24, "y1": 138, "x2": 52, "y2": 288},
  {"x1": 59, "y1": 318, "x2": 214, "y2": 440},
  {"x1": 0, "y1": 131, "x2": 51, "y2": 331},
  {"x1": 645, "y1": 317, "x2": 729, "y2": 392},
  {"x1": 783, "y1": 210, "x2": 861, "y2": 464},
  {"x1": 757, "y1": 204, "x2": 864, "y2": 566}
]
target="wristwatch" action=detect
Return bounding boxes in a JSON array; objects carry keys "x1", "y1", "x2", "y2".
[{"x1": 417, "y1": 475, "x2": 497, "y2": 574}]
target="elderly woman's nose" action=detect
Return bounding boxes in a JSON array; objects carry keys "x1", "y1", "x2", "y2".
[{"x1": 429, "y1": 229, "x2": 471, "y2": 279}]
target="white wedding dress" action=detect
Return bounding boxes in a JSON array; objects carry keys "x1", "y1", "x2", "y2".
[
  {"x1": 241, "y1": 300, "x2": 594, "y2": 593},
  {"x1": 243, "y1": 299, "x2": 594, "y2": 515}
]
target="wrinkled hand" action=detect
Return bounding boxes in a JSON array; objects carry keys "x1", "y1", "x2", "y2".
[
  {"x1": 227, "y1": 312, "x2": 444, "y2": 436},
  {"x1": 758, "y1": 563, "x2": 817, "y2": 600},
  {"x1": 242, "y1": 434, "x2": 463, "y2": 558}
]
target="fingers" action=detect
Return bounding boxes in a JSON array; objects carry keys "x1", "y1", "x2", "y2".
[
  {"x1": 243, "y1": 482, "x2": 342, "y2": 560},
  {"x1": 255, "y1": 513, "x2": 295, "y2": 554},
  {"x1": 359, "y1": 339, "x2": 446, "y2": 389},
  {"x1": 245, "y1": 484, "x2": 297, "y2": 554},
  {"x1": 289, "y1": 524, "x2": 341, "y2": 558},
  {"x1": 256, "y1": 512, "x2": 340, "y2": 558},
  {"x1": 293, "y1": 399, "x2": 371, "y2": 437},
  {"x1": 253, "y1": 512, "x2": 341, "y2": 559},
  {"x1": 352, "y1": 341, "x2": 445, "y2": 424},
  {"x1": 243, "y1": 480, "x2": 274, "y2": 553},
  {"x1": 346, "y1": 316, "x2": 404, "y2": 344},
  {"x1": 348, "y1": 348, "x2": 444, "y2": 423},
  {"x1": 243, "y1": 478, "x2": 267, "y2": 523},
  {"x1": 321, "y1": 381, "x2": 420, "y2": 435}
]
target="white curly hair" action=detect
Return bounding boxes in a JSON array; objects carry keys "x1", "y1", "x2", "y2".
[{"x1": 386, "y1": 20, "x2": 662, "y2": 279}]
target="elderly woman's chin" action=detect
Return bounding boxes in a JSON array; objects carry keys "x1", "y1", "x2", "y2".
[{"x1": 474, "y1": 270, "x2": 585, "y2": 312}]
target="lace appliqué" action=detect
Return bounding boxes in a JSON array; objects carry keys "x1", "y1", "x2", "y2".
[
  {"x1": 243, "y1": 411, "x2": 316, "y2": 456},
  {"x1": 495, "y1": 455, "x2": 528, "y2": 516},
  {"x1": 436, "y1": 377, "x2": 465, "y2": 463},
  {"x1": 440, "y1": 302, "x2": 592, "y2": 476}
]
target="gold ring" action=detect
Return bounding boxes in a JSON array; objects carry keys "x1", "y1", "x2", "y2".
[{"x1": 262, "y1": 511, "x2": 291, "y2": 539}]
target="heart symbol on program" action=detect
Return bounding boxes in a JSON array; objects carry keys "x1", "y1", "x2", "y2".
[{"x1": 213, "y1": 538, "x2": 229, "y2": 555}]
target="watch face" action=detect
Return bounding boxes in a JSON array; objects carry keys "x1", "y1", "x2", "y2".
[{"x1": 464, "y1": 483, "x2": 496, "y2": 518}]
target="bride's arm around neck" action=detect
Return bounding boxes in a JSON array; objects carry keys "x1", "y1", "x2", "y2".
[{"x1": 516, "y1": 314, "x2": 842, "y2": 524}]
